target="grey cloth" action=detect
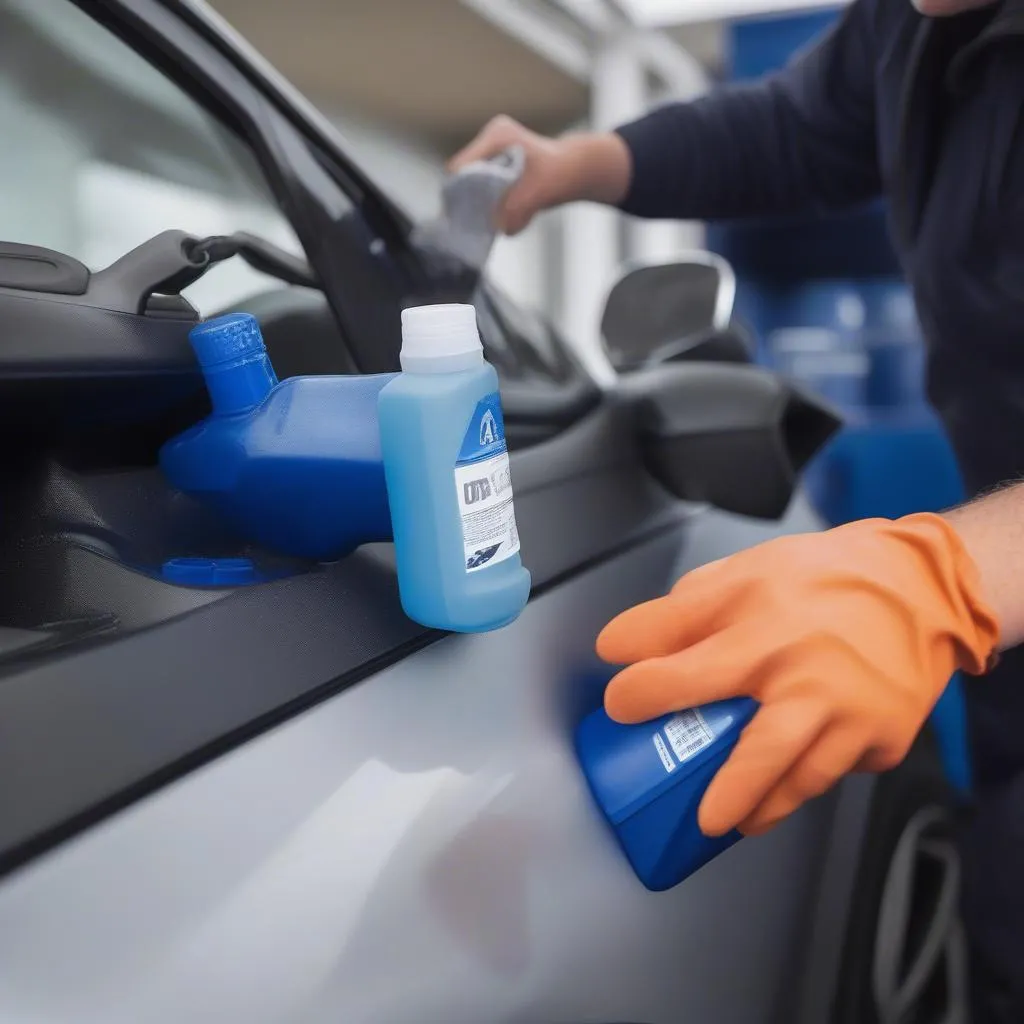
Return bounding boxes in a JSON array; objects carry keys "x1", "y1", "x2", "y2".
[{"x1": 411, "y1": 146, "x2": 526, "y2": 272}]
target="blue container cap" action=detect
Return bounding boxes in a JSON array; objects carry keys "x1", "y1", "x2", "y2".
[
  {"x1": 161, "y1": 556, "x2": 258, "y2": 587},
  {"x1": 189, "y1": 313, "x2": 267, "y2": 369}
]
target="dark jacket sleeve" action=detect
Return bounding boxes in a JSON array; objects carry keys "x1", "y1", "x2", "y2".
[{"x1": 616, "y1": 0, "x2": 881, "y2": 221}]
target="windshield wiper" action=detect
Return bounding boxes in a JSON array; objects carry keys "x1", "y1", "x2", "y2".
[{"x1": 187, "y1": 232, "x2": 319, "y2": 290}]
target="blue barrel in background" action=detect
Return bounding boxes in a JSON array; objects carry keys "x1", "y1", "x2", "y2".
[
  {"x1": 765, "y1": 278, "x2": 926, "y2": 420},
  {"x1": 859, "y1": 280, "x2": 926, "y2": 409},
  {"x1": 770, "y1": 328, "x2": 868, "y2": 413},
  {"x1": 768, "y1": 280, "x2": 871, "y2": 414},
  {"x1": 763, "y1": 279, "x2": 948, "y2": 518}
]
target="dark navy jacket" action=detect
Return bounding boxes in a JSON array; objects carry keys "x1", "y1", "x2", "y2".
[{"x1": 617, "y1": 0, "x2": 1024, "y2": 499}]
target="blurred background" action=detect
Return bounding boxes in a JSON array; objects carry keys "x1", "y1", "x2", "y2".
[{"x1": 203, "y1": 0, "x2": 725, "y2": 323}]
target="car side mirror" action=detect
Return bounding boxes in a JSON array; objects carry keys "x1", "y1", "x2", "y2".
[
  {"x1": 619, "y1": 362, "x2": 842, "y2": 519},
  {"x1": 641, "y1": 323, "x2": 754, "y2": 367},
  {"x1": 601, "y1": 254, "x2": 747, "y2": 370}
]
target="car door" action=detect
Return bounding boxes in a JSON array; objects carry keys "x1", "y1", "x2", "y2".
[{"x1": 0, "y1": 2, "x2": 851, "y2": 1022}]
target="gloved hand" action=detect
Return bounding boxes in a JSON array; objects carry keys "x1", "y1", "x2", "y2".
[{"x1": 597, "y1": 514, "x2": 1000, "y2": 838}]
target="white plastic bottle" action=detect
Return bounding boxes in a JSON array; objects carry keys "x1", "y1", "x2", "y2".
[{"x1": 378, "y1": 304, "x2": 531, "y2": 631}]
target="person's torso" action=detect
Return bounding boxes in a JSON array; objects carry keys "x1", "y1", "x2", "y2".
[{"x1": 871, "y1": 0, "x2": 1024, "y2": 493}]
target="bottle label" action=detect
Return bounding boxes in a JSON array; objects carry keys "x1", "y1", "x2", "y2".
[
  {"x1": 654, "y1": 709, "x2": 715, "y2": 773},
  {"x1": 453, "y1": 392, "x2": 521, "y2": 573},
  {"x1": 653, "y1": 733, "x2": 676, "y2": 774}
]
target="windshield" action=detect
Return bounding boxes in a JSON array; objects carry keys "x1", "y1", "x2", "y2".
[{"x1": 0, "y1": 0, "x2": 304, "y2": 313}]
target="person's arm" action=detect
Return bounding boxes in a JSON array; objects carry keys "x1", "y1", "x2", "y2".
[
  {"x1": 596, "y1": 498, "x2": 1006, "y2": 839},
  {"x1": 447, "y1": 0, "x2": 881, "y2": 235},
  {"x1": 617, "y1": 0, "x2": 881, "y2": 221},
  {"x1": 945, "y1": 483, "x2": 1024, "y2": 648}
]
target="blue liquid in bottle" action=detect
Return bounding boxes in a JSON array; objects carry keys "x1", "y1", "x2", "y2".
[
  {"x1": 576, "y1": 697, "x2": 758, "y2": 890},
  {"x1": 160, "y1": 312, "x2": 394, "y2": 561},
  {"x1": 378, "y1": 304, "x2": 531, "y2": 632}
]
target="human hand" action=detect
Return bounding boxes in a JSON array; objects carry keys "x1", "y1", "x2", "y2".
[
  {"x1": 449, "y1": 115, "x2": 631, "y2": 234},
  {"x1": 597, "y1": 514, "x2": 999, "y2": 837}
]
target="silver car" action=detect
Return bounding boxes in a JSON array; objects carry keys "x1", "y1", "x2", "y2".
[{"x1": 0, "y1": 1, "x2": 964, "y2": 1021}]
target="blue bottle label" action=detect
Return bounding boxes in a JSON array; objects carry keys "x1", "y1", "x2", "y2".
[
  {"x1": 453, "y1": 392, "x2": 520, "y2": 573},
  {"x1": 653, "y1": 708, "x2": 716, "y2": 773}
]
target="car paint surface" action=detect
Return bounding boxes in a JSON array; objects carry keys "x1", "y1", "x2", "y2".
[{"x1": 0, "y1": 501, "x2": 837, "y2": 1024}]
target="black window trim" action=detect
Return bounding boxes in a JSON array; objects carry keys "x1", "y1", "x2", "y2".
[{"x1": 69, "y1": 0, "x2": 417, "y2": 373}]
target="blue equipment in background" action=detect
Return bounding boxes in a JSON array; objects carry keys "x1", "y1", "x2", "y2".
[
  {"x1": 709, "y1": 13, "x2": 972, "y2": 795},
  {"x1": 729, "y1": 9, "x2": 839, "y2": 79},
  {"x1": 160, "y1": 313, "x2": 395, "y2": 561}
]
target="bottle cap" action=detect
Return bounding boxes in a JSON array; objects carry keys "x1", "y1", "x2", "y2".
[
  {"x1": 161, "y1": 556, "x2": 259, "y2": 587},
  {"x1": 188, "y1": 312, "x2": 278, "y2": 415},
  {"x1": 189, "y1": 312, "x2": 266, "y2": 369},
  {"x1": 400, "y1": 303, "x2": 483, "y2": 373}
]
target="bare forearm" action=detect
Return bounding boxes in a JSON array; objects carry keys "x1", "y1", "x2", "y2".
[
  {"x1": 563, "y1": 131, "x2": 633, "y2": 206},
  {"x1": 944, "y1": 482, "x2": 1024, "y2": 649}
]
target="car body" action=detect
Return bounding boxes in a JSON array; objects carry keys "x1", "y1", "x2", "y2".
[{"x1": 0, "y1": 2, "x2": 963, "y2": 1021}]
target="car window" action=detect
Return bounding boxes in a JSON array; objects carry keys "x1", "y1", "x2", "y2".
[{"x1": 0, "y1": 0, "x2": 305, "y2": 315}]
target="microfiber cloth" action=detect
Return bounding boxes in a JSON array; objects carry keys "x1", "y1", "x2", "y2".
[{"x1": 411, "y1": 146, "x2": 526, "y2": 272}]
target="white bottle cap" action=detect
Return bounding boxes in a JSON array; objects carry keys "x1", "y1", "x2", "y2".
[{"x1": 400, "y1": 303, "x2": 484, "y2": 374}]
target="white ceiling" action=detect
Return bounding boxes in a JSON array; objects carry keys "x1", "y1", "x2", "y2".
[
  {"x1": 209, "y1": 0, "x2": 584, "y2": 146},
  {"x1": 622, "y1": 0, "x2": 845, "y2": 26},
  {"x1": 207, "y1": 0, "x2": 727, "y2": 149}
]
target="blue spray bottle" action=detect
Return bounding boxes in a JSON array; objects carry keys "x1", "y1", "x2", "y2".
[
  {"x1": 378, "y1": 304, "x2": 531, "y2": 632},
  {"x1": 576, "y1": 697, "x2": 759, "y2": 890}
]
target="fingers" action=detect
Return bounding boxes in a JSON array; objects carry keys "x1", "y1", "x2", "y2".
[
  {"x1": 597, "y1": 563, "x2": 753, "y2": 665},
  {"x1": 449, "y1": 115, "x2": 526, "y2": 173},
  {"x1": 856, "y1": 736, "x2": 914, "y2": 774},
  {"x1": 499, "y1": 192, "x2": 536, "y2": 236},
  {"x1": 597, "y1": 595, "x2": 712, "y2": 666},
  {"x1": 449, "y1": 116, "x2": 538, "y2": 234},
  {"x1": 697, "y1": 697, "x2": 830, "y2": 837},
  {"x1": 737, "y1": 721, "x2": 868, "y2": 836},
  {"x1": 603, "y1": 622, "x2": 777, "y2": 724}
]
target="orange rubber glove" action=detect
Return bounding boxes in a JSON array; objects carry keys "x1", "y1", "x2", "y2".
[{"x1": 597, "y1": 513, "x2": 1000, "y2": 838}]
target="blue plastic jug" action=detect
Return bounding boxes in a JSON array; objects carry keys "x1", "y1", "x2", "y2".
[
  {"x1": 378, "y1": 304, "x2": 531, "y2": 632},
  {"x1": 160, "y1": 313, "x2": 395, "y2": 561},
  {"x1": 576, "y1": 697, "x2": 758, "y2": 890}
]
